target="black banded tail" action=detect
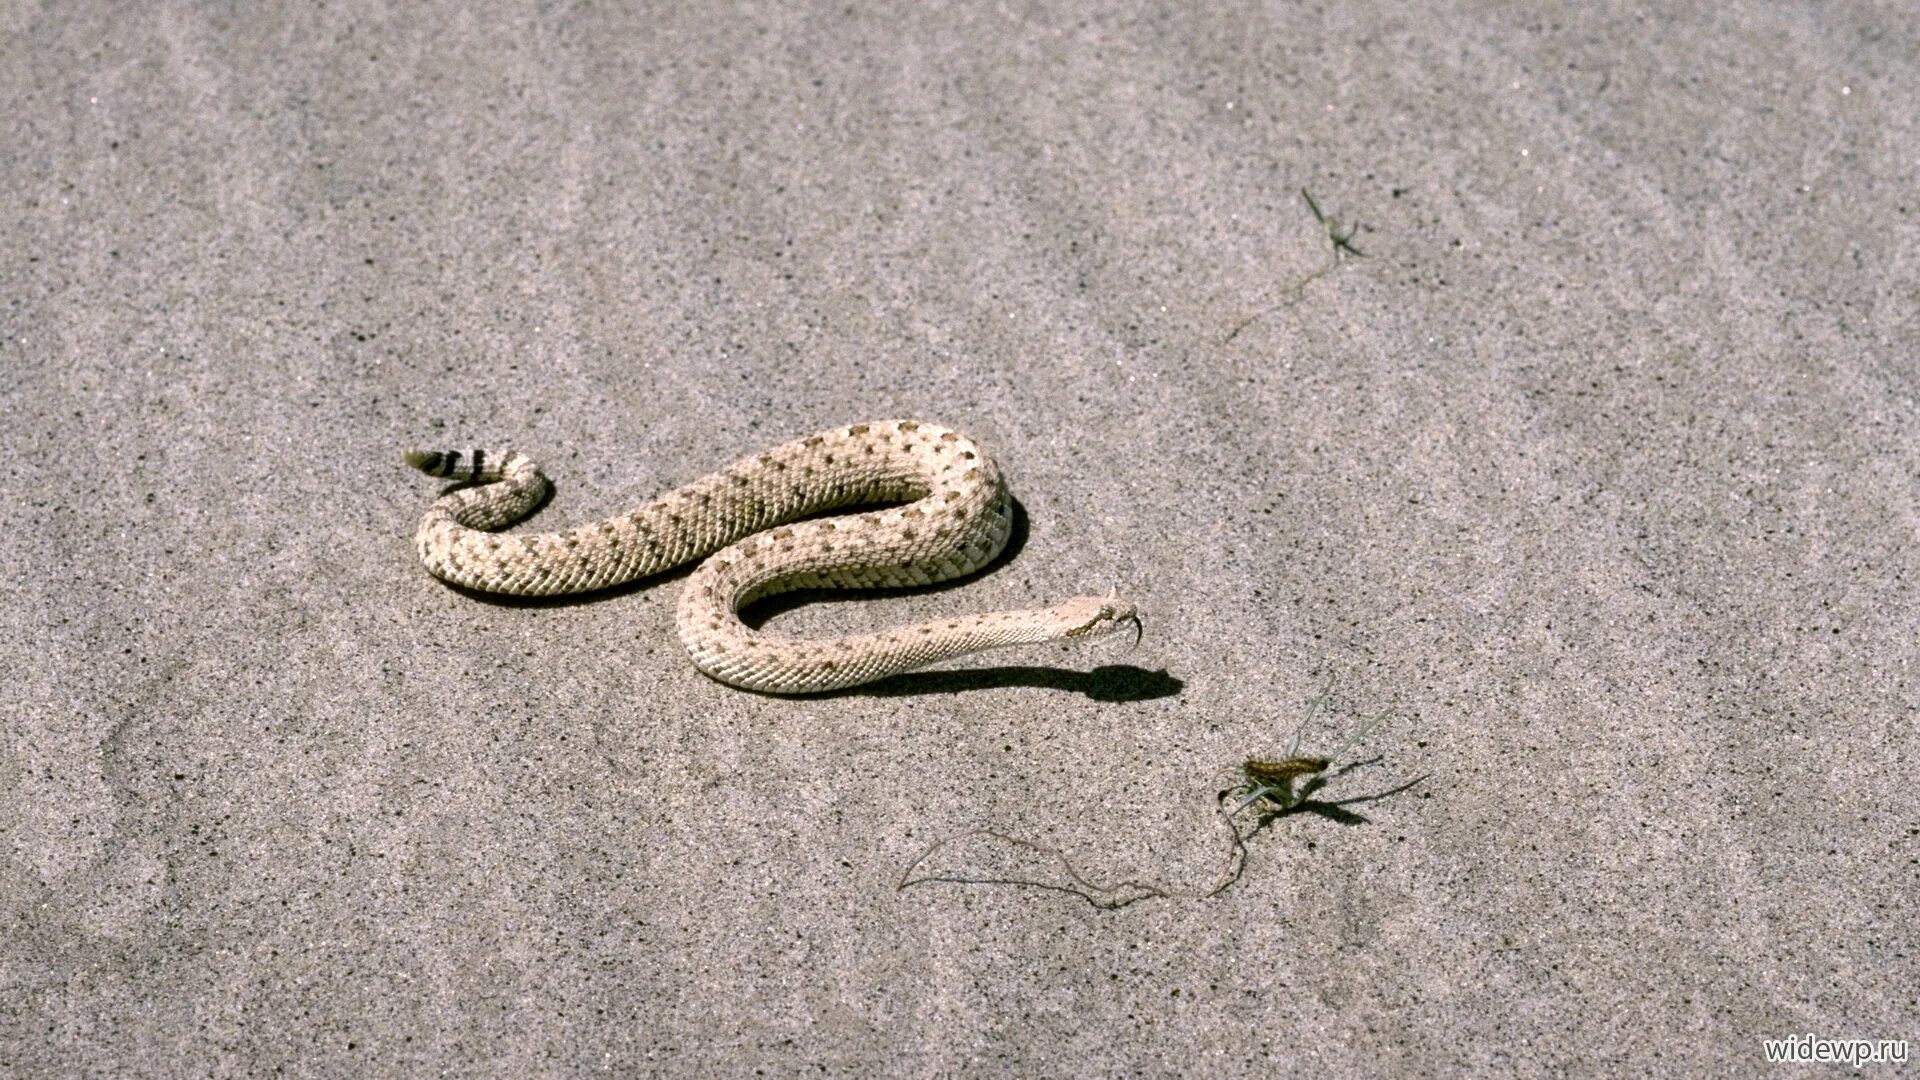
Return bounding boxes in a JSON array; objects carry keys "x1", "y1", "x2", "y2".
[{"x1": 404, "y1": 448, "x2": 509, "y2": 483}]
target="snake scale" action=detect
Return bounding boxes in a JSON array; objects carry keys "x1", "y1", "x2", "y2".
[{"x1": 404, "y1": 419, "x2": 1140, "y2": 693}]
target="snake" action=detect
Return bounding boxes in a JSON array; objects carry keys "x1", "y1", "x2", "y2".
[{"x1": 403, "y1": 419, "x2": 1141, "y2": 693}]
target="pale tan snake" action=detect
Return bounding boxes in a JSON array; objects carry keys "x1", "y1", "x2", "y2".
[{"x1": 403, "y1": 420, "x2": 1141, "y2": 693}]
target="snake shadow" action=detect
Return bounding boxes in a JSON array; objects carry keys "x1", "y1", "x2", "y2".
[
  {"x1": 771, "y1": 663, "x2": 1181, "y2": 702},
  {"x1": 430, "y1": 494, "x2": 1181, "y2": 702}
]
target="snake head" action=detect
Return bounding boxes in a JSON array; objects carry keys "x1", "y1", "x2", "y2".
[{"x1": 1058, "y1": 594, "x2": 1143, "y2": 646}]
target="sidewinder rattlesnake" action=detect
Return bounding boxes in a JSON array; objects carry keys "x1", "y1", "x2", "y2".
[{"x1": 403, "y1": 419, "x2": 1140, "y2": 693}]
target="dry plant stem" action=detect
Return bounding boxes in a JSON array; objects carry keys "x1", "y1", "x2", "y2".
[
  {"x1": 895, "y1": 772, "x2": 1428, "y2": 909},
  {"x1": 1222, "y1": 188, "x2": 1364, "y2": 344},
  {"x1": 898, "y1": 681, "x2": 1406, "y2": 908},
  {"x1": 896, "y1": 829, "x2": 1174, "y2": 910},
  {"x1": 896, "y1": 788, "x2": 1289, "y2": 910}
]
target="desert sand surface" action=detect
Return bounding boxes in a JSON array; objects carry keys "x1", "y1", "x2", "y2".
[{"x1": 3, "y1": 1, "x2": 1915, "y2": 1075}]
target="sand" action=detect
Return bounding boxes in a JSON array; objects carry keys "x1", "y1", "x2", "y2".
[{"x1": 3, "y1": 1, "x2": 1915, "y2": 1074}]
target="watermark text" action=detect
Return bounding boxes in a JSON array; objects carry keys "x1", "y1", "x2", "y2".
[{"x1": 1763, "y1": 1034, "x2": 1908, "y2": 1067}]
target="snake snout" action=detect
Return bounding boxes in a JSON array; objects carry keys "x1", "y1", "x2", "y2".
[{"x1": 1059, "y1": 594, "x2": 1141, "y2": 642}]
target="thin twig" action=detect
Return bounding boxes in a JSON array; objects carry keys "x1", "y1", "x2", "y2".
[{"x1": 1223, "y1": 188, "x2": 1365, "y2": 344}]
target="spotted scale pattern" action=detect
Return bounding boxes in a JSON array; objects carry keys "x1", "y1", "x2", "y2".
[{"x1": 404, "y1": 420, "x2": 1139, "y2": 693}]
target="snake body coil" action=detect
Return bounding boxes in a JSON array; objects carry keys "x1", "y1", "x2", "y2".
[{"x1": 405, "y1": 419, "x2": 1139, "y2": 693}]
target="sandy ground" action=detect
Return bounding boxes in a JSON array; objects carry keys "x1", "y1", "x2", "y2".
[{"x1": 4, "y1": 1, "x2": 1916, "y2": 1075}]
